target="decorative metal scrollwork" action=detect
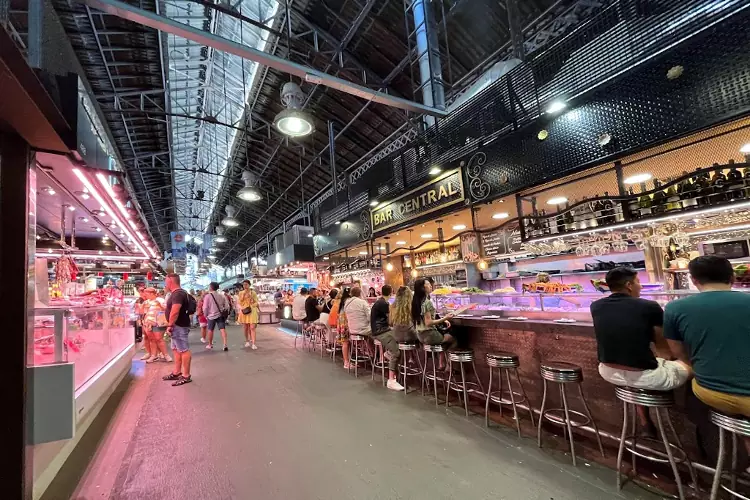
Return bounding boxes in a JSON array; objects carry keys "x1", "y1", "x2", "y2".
[
  {"x1": 358, "y1": 210, "x2": 372, "y2": 241},
  {"x1": 466, "y1": 152, "x2": 491, "y2": 202}
]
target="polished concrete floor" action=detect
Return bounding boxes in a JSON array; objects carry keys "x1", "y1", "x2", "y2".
[{"x1": 46, "y1": 325, "x2": 663, "y2": 500}]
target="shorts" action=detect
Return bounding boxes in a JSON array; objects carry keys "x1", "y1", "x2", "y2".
[
  {"x1": 692, "y1": 379, "x2": 750, "y2": 418},
  {"x1": 417, "y1": 328, "x2": 444, "y2": 345},
  {"x1": 207, "y1": 317, "x2": 226, "y2": 331},
  {"x1": 170, "y1": 326, "x2": 190, "y2": 353},
  {"x1": 198, "y1": 314, "x2": 207, "y2": 327},
  {"x1": 598, "y1": 358, "x2": 690, "y2": 391}
]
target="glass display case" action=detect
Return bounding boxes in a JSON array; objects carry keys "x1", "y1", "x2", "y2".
[
  {"x1": 32, "y1": 304, "x2": 135, "y2": 391},
  {"x1": 431, "y1": 290, "x2": 749, "y2": 323}
]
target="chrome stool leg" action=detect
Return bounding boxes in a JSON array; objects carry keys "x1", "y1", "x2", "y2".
[
  {"x1": 559, "y1": 383, "x2": 577, "y2": 466},
  {"x1": 484, "y1": 366, "x2": 493, "y2": 428},
  {"x1": 616, "y1": 401, "x2": 629, "y2": 491},
  {"x1": 655, "y1": 408, "x2": 686, "y2": 500},
  {"x1": 578, "y1": 384, "x2": 605, "y2": 458},
  {"x1": 710, "y1": 427, "x2": 726, "y2": 500},
  {"x1": 459, "y1": 360, "x2": 469, "y2": 417},
  {"x1": 665, "y1": 411, "x2": 699, "y2": 495},
  {"x1": 516, "y1": 368, "x2": 535, "y2": 427},
  {"x1": 537, "y1": 378, "x2": 548, "y2": 448},
  {"x1": 505, "y1": 368, "x2": 521, "y2": 438}
]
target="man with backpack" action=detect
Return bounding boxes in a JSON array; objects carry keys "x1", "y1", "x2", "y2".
[
  {"x1": 163, "y1": 273, "x2": 196, "y2": 386},
  {"x1": 203, "y1": 282, "x2": 230, "y2": 351}
]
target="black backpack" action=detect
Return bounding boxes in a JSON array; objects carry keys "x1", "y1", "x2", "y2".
[{"x1": 177, "y1": 289, "x2": 197, "y2": 315}]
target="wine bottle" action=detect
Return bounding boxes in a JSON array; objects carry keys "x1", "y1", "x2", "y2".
[
  {"x1": 726, "y1": 159, "x2": 743, "y2": 200},
  {"x1": 555, "y1": 206, "x2": 565, "y2": 233},
  {"x1": 627, "y1": 187, "x2": 640, "y2": 219},
  {"x1": 694, "y1": 167, "x2": 710, "y2": 206},
  {"x1": 601, "y1": 192, "x2": 615, "y2": 224},
  {"x1": 711, "y1": 164, "x2": 728, "y2": 203},
  {"x1": 651, "y1": 179, "x2": 666, "y2": 214},
  {"x1": 665, "y1": 179, "x2": 682, "y2": 211},
  {"x1": 638, "y1": 183, "x2": 653, "y2": 217},
  {"x1": 563, "y1": 202, "x2": 575, "y2": 231},
  {"x1": 744, "y1": 165, "x2": 750, "y2": 198},
  {"x1": 678, "y1": 171, "x2": 698, "y2": 208}
]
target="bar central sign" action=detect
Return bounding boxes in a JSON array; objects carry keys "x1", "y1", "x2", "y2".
[{"x1": 371, "y1": 169, "x2": 465, "y2": 233}]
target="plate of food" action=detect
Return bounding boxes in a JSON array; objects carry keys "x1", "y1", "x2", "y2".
[
  {"x1": 554, "y1": 318, "x2": 577, "y2": 323},
  {"x1": 508, "y1": 316, "x2": 528, "y2": 321}
]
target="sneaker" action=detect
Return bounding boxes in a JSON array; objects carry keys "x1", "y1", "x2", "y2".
[
  {"x1": 206, "y1": 344, "x2": 213, "y2": 350},
  {"x1": 157, "y1": 353, "x2": 165, "y2": 360},
  {"x1": 164, "y1": 355, "x2": 173, "y2": 362},
  {"x1": 140, "y1": 353, "x2": 151, "y2": 361},
  {"x1": 251, "y1": 344, "x2": 258, "y2": 350},
  {"x1": 200, "y1": 338, "x2": 207, "y2": 344},
  {"x1": 343, "y1": 362, "x2": 351, "y2": 370},
  {"x1": 223, "y1": 346, "x2": 228, "y2": 352},
  {"x1": 145, "y1": 356, "x2": 158, "y2": 363},
  {"x1": 387, "y1": 379, "x2": 405, "y2": 391},
  {"x1": 244, "y1": 341, "x2": 251, "y2": 348}
]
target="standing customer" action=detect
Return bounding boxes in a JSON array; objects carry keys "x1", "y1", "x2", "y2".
[
  {"x1": 344, "y1": 287, "x2": 371, "y2": 337},
  {"x1": 203, "y1": 282, "x2": 230, "y2": 351},
  {"x1": 412, "y1": 278, "x2": 456, "y2": 370},
  {"x1": 370, "y1": 285, "x2": 403, "y2": 391},
  {"x1": 196, "y1": 290, "x2": 208, "y2": 344},
  {"x1": 664, "y1": 256, "x2": 750, "y2": 457},
  {"x1": 142, "y1": 287, "x2": 172, "y2": 363},
  {"x1": 292, "y1": 288, "x2": 309, "y2": 321},
  {"x1": 238, "y1": 280, "x2": 259, "y2": 349},
  {"x1": 163, "y1": 273, "x2": 193, "y2": 386}
]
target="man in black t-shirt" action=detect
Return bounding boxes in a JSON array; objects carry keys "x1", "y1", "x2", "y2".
[
  {"x1": 369, "y1": 285, "x2": 403, "y2": 391},
  {"x1": 304, "y1": 288, "x2": 322, "y2": 323},
  {"x1": 163, "y1": 273, "x2": 193, "y2": 386},
  {"x1": 591, "y1": 267, "x2": 691, "y2": 392}
]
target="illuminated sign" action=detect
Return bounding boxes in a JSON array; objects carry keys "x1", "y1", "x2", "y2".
[{"x1": 370, "y1": 169, "x2": 464, "y2": 233}]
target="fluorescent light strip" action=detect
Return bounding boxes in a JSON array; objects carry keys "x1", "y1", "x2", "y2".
[
  {"x1": 689, "y1": 223, "x2": 750, "y2": 237},
  {"x1": 527, "y1": 201, "x2": 750, "y2": 244},
  {"x1": 73, "y1": 168, "x2": 149, "y2": 258},
  {"x1": 95, "y1": 173, "x2": 158, "y2": 259},
  {"x1": 37, "y1": 252, "x2": 148, "y2": 261}
]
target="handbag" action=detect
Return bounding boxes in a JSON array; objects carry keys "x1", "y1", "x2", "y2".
[
  {"x1": 242, "y1": 306, "x2": 252, "y2": 315},
  {"x1": 210, "y1": 292, "x2": 230, "y2": 320}
]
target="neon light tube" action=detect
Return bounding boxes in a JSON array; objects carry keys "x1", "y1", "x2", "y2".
[{"x1": 73, "y1": 168, "x2": 149, "y2": 258}]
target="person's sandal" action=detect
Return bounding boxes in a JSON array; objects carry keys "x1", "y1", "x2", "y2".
[
  {"x1": 162, "y1": 372, "x2": 181, "y2": 381},
  {"x1": 172, "y1": 376, "x2": 192, "y2": 386}
]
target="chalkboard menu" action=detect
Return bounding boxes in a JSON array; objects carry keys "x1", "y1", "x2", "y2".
[{"x1": 481, "y1": 224, "x2": 522, "y2": 258}]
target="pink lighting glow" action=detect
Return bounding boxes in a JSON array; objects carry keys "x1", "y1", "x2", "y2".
[{"x1": 73, "y1": 168, "x2": 149, "y2": 258}]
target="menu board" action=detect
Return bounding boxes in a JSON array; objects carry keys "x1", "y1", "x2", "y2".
[{"x1": 481, "y1": 224, "x2": 522, "y2": 258}]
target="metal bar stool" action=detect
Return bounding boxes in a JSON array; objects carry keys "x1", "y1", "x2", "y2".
[
  {"x1": 398, "y1": 342, "x2": 423, "y2": 395},
  {"x1": 537, "y1": 361, "x2": 605, "y2": 466},
  {"x1": 485, "y1": 352, "x2": 535, "y2": 437},
  {"x1": 422, "y1": 344, "x2": 447, "y2": 406},
  {"x1": 615, "y1": 387, "x2": 699, "y2": 500},
  {"x1": 294, "y1": 320, "x2": 309, "y2": 349},
  {"x1": 446, "y1": 349, "x2": 485, "y2": 417},
  {"x1": 372, "y1": 338, "x2": 386, "y2": 386},
  {"x1": 709, "y1": 411, "x2": 750, "y2": 500},
  {"x1": 348, "y1": 334, "x2": 372, "y2": 378},
  {"x1": 312, "y1": 323, "x2": 328, "y2": 357}
]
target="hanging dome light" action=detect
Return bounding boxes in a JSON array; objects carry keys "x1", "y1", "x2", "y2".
[
  {"x1": 237, "y1": 171, "x2": 262, "y2": 202},
  {"x1": 214, "y1": 226, "x2": 227, "y2": 243},
  {"x1": 221, "y1": 205, "x2": 239, "y2": 227},
  {"x1": 274, "y1": 82, "x2": 314, "y2": 137}
]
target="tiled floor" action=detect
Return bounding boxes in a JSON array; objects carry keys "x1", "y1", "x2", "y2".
[{"x1": 45, "y1": 325, "x2": 664, "y2": 500}]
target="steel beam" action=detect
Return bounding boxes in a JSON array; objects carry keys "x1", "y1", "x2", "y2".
[{"x1": 75, "y1": 0, "x2": 448, "y2": 117}]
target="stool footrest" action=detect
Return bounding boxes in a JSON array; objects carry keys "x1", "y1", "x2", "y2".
[
  {"x1": 542, "y1": 408, "x2": 591, "y2": 428},
  {"x1": 623, "y1": 435, "x2": 688, "y2": 465},
  {"x1": 488, "y1": 390, "x2": 528, "y2": 406},
  {"x1": 447, "y1": 381, "x2": 483, "y2": 394}
]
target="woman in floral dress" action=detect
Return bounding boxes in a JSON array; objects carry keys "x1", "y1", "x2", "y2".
[{"x1": 238, "y1": 280, "x2": 260, "y2": 349}]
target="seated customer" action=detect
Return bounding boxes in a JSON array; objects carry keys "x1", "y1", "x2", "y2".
[
  {"x1": 343, "y1": 286, "x2": 371, "y2": 337},
  {"x1": 592, "y1": 267, "x2": 691, "y2": 391},
  {"x1": 390, "y1": 286, "x2": 417, "y2": 343},
  {"x1": 412, "y1": 278, "x2": 457, "y2": 370},
  {"x1": 304, "y1": 287, "x2": 322, "y2": 323},
  {"x1": 664, "y1": 256, "x2": 750, "y2": 459},
  {"x1": 370, "y1": 285, "x2": 404, "y2": 391}
]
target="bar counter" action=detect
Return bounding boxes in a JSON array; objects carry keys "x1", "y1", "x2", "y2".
[{"x1": 448, "y1": 315, "x2": 713, "y2": 465}]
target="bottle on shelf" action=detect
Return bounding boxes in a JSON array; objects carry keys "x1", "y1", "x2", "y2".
[
  {"x1": 627, "y1": 187, "x2": 640, "y2": 219},
  {"x1": 678, "y1": 171, "x2": 698, "y2": 208},
  {"x1": 540, "y1": 209, "x2": 551, "y2": 235},
  {"x1": 638, "y1": 183, "x2": 652, "y2": 217},
  {"x1": 726, "y1": 159, "x2": 744, "y2": 200},
  {"x1": 710, "y1": 163, "x2": 728, "y2": 203},
  {"x1": 555, "y1": 205, "x2": 565, "y2": 233},
  {"x1": 563, "y1": 202, "x2": 575, "y2": 231},
  {"x1": 665, "y1": 178, "x2": 682, "y2": 211},
  {"x1": 593, "y1": 194, "x2": 604, "y2": 221},
  {"x1": 651, "y1": 179, "x2": 666, "y2": 214},
  {"x1": 694, "y1": 167, "x2": 711, "y2": 206},
  {"x1": 744, "y1": 164, "x2": 750, "y2": 198}
]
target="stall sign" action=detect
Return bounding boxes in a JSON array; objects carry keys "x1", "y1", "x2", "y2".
[
  {"x1": 370, "y1": 169, "x2": 465, "y2": 233},
  {"x1": 481, "y1": 223, "x2": 522, "y2": 257}
]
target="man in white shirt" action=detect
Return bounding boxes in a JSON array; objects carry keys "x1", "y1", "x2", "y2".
[
  {"x1": 292, "y1": 287, "x2": 309, "y2": 321},
  {"x1": 343, "y1": 286, "x2": 371, "y2": 337},
  {"x1": 202, "y1": 282, "x2": 230, "y2": 351}
]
